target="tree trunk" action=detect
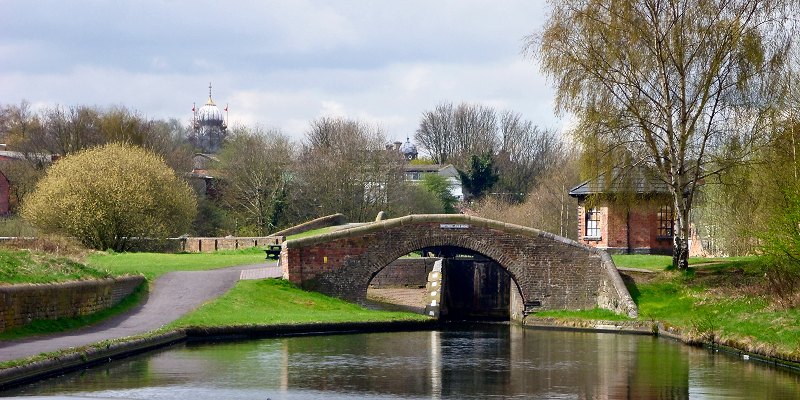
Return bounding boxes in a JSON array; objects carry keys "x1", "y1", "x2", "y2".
[{"x1": 673, "y1": 202, "x2": 691, "y2": 270}]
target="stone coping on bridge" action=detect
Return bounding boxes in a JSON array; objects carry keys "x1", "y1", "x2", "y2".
[
  {"x1": 269, "y1": 213, "x2": 347, "y2": 239},
  {"x1": 284, "y1": 214, "x2": 583, "y2": 249},
  {"x1": 281, "y1": 214, "x2": 638, "y2": 319}
]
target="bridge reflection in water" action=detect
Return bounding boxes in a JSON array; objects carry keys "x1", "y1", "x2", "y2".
[{"x1": 6, "y1": 324, "x2": 799, "y2": 399}]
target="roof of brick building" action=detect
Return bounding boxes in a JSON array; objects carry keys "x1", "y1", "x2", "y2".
[{"x1": 568, "y1": 169, "x2": 670, "y2": 198}]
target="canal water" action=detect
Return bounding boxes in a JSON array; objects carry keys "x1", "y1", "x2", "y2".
[{"x1": 4, "y1": 323, "x2": 799, "y2": 399}]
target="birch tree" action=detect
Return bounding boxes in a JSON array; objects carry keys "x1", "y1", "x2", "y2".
[{"x1": 533, "y1": 0, "x2": 795, "y2": 269}]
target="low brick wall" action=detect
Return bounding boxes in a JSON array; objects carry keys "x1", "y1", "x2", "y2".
[
  {"x1": 370, "y1": 258, "x2": 440, "y2": 287},
  {"x1": 0, "y1": 276, "x2": 145, "y2": 333},
  {"x1": 180, "y1": 237, "x2": 280, "y2": 253}
]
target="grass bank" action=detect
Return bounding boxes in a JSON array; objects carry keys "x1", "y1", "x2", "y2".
[
  {"x1": 0, "y1": 247, "x2": 266, "y2": 339},
  {"x1": 0, "y1": 247, "x2": 268, "y2": 284},
  {"x1": 84, "y1": 247, "x2": 266, "y2": 279},
  {"x1": 536, "y1": 254, "x2": 800, "y2": 361},
  {"x1": 0, "y1": 249, "x2": 111, "y2": 284},
  {"x1": 171, "y1": 279, "x2": 429, "y2": 328},
  {"x1": 611, "y1": 254, "x2": 759, "y2": 271}
]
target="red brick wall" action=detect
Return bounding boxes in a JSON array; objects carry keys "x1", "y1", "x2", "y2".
[
  {"x1": 369, "y1": 257, "x2": 439, "y2": 287},
  {"x1": 181, "y1": 236, "x2": 280, "y2": 252},
  {"x1": 0, "y1": 276, "x2": 145, "y2": 333},
  {"x1": 577, "y1": 198, "x2": 672, "y2": 254}
]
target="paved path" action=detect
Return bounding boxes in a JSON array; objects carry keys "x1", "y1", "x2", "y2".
[{"x1": 0, "y1": 262, "x2": 280, "y2": 362}]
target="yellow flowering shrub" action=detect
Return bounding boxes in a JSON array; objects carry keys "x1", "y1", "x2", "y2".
[{"x1": 22, "y1": 143, "x2": 196, "y2": 251}]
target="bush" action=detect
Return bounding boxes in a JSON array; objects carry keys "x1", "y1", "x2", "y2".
[
  {"x1": 420, "y1": 173, "x2": 459, "y2": 213},
  {"x1": 22, "y1": 143, "x2": 196, "y2": 251},
  {"x1": 759, "y1": 187, "x2": 800, "y2": 307}
]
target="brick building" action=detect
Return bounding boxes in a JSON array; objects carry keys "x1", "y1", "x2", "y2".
[{"x1": 569, "y1": 173, "x2": 674, "y2": 255}]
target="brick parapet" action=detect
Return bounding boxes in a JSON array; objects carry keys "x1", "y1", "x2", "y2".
[
  {"x1": 0, "y1": 276, "x2": 145, "y2": 333},
  {"x1": 181, "y1": 236, "x2": 280, "y2": 253}
]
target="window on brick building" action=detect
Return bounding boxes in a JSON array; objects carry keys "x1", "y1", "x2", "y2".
[
  {"x1": 585, "y1": 207, "x2": 600, "y2": 238},
  {"x1": 658, "y1": 205, "x2": 674, "y2": 238}
]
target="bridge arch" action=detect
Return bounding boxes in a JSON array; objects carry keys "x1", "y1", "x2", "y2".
[{"x1": 281, "y1": 214, "x2": 637, "y2": 319}]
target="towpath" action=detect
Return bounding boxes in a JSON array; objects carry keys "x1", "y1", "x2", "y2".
[{"x1": 0, "y1": 262, "x2": 280, "y2": 362}]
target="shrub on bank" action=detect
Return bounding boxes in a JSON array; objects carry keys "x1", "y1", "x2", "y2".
[{"x1": 22, "y1": 143, "x2": 196, "y2": 251}]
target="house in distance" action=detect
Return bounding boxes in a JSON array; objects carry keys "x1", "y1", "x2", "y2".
[{"x1": 568, "y1": 171, "x2": 674, "y2": 255}]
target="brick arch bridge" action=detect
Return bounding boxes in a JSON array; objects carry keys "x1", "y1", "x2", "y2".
[{"x1": 280, "y1": 214, "x2": 637, "y2": 319}]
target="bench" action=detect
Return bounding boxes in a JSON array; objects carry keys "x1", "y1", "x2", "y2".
[{"x1": 264, "y1": 244, "x2": 282, "y2": 259}]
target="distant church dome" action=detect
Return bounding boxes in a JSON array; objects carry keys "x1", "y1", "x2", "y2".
[
  {"x1": 197, "y1": 98, "x2": 224, "y2": 125},
  {"x1": 400, "y1": 137, "x2": 418, "y2": 160},
  {"x1": 191, "y1": 83, "x2": 228, "y2": 154}
]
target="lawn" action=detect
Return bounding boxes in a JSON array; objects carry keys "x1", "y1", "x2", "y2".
[
  {"x1": 171, "y1": 278, "x2": 430, "y2": 327},
  {"x1": 0, "y1": 247, "x2": 268, "y2": 338},
  {"x1": 612, "y1": 254, "x2": 759, "y2": 271},
  {"x1": 634, "y1": 280, "x2": 800, "y2": 357},
  {"x1": 538, "y1": 254, "x2": 800, "y2": 360},
  {"x1": 84, "y1": 247, "x2": 267, "y2": 279},
  {"x1": 0, "y1": 249, "x2": 111, "y2": 284}
]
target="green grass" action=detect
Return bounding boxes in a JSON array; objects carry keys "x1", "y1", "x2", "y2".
[
  {"x1": 611, "y1": 254, "x2": 760, "y2": 271},
  {"x1": 0, "y1": 249, "x2": 111, "y2": 284},
  {"x1": 171, "y1": 279, "x2": 430, "y2": 327},
  {"x1": 0, "y1": 282, "x2": 147, "y2": 340},
  {"x1": 285, "y1": 226, "x2": 341, "y2": 240},
  {"x1": 612, "y1": 254, "x2": 673, "y2": 271},
  {"x1": 633, "y1": 280, "x2": 800, "y2": 355},
  {"x1": 538, "y1": 255, "x2": 799, "y2": 358},
  {"x1": 0, "y1": 247, "x2": 267, "y2": 340},
  {"x1": 85, "y1": 247, "x2": 266, "y2": 279}
]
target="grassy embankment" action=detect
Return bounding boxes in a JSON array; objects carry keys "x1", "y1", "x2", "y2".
[
  {"x1": 0, "y1": 246, "x2": 426, "y2": 340},
  {"x1": 535, "y1": 254, "x2": 800, "y2": 361},
  {"x1": 84, "y1": 247, "x2": 266, "y2": 279},
  {"x1": 170, "y1": 279, "x2": 428, "y2": 328},
  {"x1": 0, "y1": 249, "x2": 147, "y2": 340}
]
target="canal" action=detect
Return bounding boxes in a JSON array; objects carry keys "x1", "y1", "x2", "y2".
[{"x1": 4, "y1": 323, "x2": 799, "y2": 399}]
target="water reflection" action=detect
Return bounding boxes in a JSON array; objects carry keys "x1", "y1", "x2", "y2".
[{"x1": 4, "y1": 324, "x2": 799, "y2": 399}]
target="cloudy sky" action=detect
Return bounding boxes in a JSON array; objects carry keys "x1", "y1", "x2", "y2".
[{"x1": 1, "y1": 1, "x2": 563, "y2": 142}]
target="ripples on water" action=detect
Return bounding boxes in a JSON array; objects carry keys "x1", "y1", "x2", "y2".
[{"x1": 4, "y1": 323, "x2": 799, "y2": 399}]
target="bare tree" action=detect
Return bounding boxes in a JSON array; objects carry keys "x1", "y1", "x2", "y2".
[
  {"x1": 416, "y1": 102, "x2": 565, "y2": 202},
  {"x1": 475, "y1": 149, "x2": 580, "y2": 238},
  {"x1": 292, "y1": 117, "x2": 406, "y2": 222},
  {"x1": 415, "y1": 102, "x2": 497, "y2": 167},
  {"x1": 415, "y1": 102, "x2": 455, "y2": 164},
  {"x1": 39, "y1": 105, "x2": 101, "y2": 156},
  {"x1": 217, "y1": 126, "x2": 294, "y2": 235},
  {"x1": 452, "y1": 103, "x2": 497, "y2": 164},
  {"x1": 495, "y1": 111, "x2": 564, "y2": 202},
  {"x1": 532, "y1": 0, "x2": 795, "y2": 269}
]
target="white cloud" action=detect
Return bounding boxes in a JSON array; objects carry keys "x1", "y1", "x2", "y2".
[{"x1": 0, "y1": 1, "x2": 564, "y2": 145}]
